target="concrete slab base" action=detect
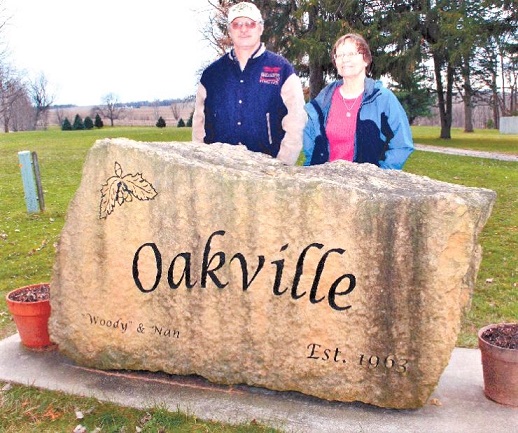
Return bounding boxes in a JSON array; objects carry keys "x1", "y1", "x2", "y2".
[{"x1": 0, "y1": 334, "x2": 516, "y2": 432}]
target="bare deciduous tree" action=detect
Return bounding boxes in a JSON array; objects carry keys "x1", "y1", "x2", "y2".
[
  {"x1": 0, "y1": 65, "x2": 28, "y2": 132},
  {"x1": 9, "y1": 89, "x2": 32, "y2": 131},
  {"x1": 202, "y1": 0, "x2": 232, "y2": 57},
  {"x1": 0, "y1": 0, "x2": 11, "y2": 62},
  {"x1": 170, "y1": 102, "x2": 181, "y2": 122},
  {"x1": 93, "y1": 93, "x2": 126, "y2": 127},
  {"x1": 29, "y1": 72, "x2": 54, "y2": 130},
  {"x1": 170, "y1": 95, "x2": 195, "y2": 123},
  {"x1": 54, "y1": 107, "x2": 66, "y2": 128},
  {"x1": 151, "y1": 99, "x2": 161, "y2": 121},
  {"x1": 0, "y1": 2, "x2": 32, "y2": 132}
]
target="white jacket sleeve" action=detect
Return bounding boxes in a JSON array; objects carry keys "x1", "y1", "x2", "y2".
[
  {"x1": 277, "y1": 74, "x2": 307, "y2": 165},
  {"x1": 192, "y1": 83, "x2": 207, "y2": 143}
]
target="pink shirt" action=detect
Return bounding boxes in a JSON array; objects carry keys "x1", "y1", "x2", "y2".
[{"x1": 326, "y1": 88, "x2": 362, "y2": 162}]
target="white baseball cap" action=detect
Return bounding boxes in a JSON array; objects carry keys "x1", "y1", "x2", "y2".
[{"x1": 227, "y1": 2, "x2": 263, "y2": 24}]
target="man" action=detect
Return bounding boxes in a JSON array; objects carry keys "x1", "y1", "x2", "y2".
[{"x1": 192, "y1": 2, "x2": 306, "y2": 165}]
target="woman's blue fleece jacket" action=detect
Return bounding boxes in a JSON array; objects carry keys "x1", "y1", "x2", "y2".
[{"x1": 303, "y1": 78, "x2": 414, "y2": 169}]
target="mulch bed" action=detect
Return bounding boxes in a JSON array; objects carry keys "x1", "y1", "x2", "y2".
[
  {"x1": 7, "y1": 284, "x2": 50, "y2": 302},
  {"x1": 481, "y1": 323, "x2": 518, "y2": 349}
]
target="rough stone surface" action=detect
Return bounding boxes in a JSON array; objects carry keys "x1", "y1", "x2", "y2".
[{"x1": 49, "y1": 138, "x2": 496, "y2": 409}]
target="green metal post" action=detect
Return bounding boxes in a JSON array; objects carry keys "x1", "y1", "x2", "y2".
[{"x1": 18, "y1": 150, "x2": 41, "y2": 213}]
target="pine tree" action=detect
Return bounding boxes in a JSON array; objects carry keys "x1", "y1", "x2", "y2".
[
  {"x1": 72, "y1": 114, "x2": 84, "y2": 130},
  {"x1": 94, "y1": 113, "x2": 104, "y2": 128},
  {"x1": 156, "y1": 116, "x2": 166, "y2": 128},
  {"x1": 61, "y1": 117, "x2": 72, "y2": 131},
  {"x1": 84, "y1": 116, "x2": 94, "y2": 130},
  {"x1": 177, "y1": 118, "x2": 185, "y2": 127}
]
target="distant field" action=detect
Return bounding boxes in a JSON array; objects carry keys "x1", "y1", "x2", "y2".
[{"x1": 48, "y1": 103, "x2": 194, "y2": 128}]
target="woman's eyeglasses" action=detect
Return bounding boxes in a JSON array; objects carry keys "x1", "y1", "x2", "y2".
[
  {"x1": 334, "y1": 52, "x2": 362, "y2": 61},
  {"x1": 230, "y1": 21, "x2": 258, "y2": 30}
]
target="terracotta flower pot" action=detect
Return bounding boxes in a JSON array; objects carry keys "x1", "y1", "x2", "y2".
[
  {"x1": 6, "y1": 283, "x2": 52, "y2": 349},
  {"x1": 478, "y1": 323, "x2": 518, "y2": 407}
]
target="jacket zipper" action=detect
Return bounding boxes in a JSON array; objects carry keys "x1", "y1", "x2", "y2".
[{"x1": 266, "y1": 112, "x2": 273, "y2": 145}]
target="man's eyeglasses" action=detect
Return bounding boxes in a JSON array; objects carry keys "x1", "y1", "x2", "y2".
[
  {"x1": 334, "y1": 52, "x2": 362, "y2": 61},
  {"x1": 230, "y1": 21, "x2": 258, "y2": 30}
]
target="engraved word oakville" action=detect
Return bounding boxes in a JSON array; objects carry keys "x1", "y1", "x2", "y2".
[{"x1": 132, "y1": 230, "x2": 357, "y2": 311}]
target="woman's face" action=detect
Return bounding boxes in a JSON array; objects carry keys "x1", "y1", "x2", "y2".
[{"x1": 334, "y1": 39, "x2": 368, "y2": 80}]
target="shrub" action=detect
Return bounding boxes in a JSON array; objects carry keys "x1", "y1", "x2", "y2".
[
  {"x1": 95, "y1": 113, "x2": 104, "y2": 128},
  {"x1": 84, "y1": 116, "x2": 94, "y2": 130},
  {"x1": 72, "y1": 114, "x2": 84, "y2": 130},
  {"x1": 61, "y1": 117, "x2": 72, "y2": 131},
  {"x1": 177, "y1": 118, "x2": 185, "y2": 128},
  {"x1": 156, "y1": 116, "x2": 166, "y2": 128}
]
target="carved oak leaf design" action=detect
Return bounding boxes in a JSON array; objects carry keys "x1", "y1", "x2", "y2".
[
  {"x1": 123, "y1": 173, "x2": 158, "y2": 201},
  {"x1": 99, "y1": 162, "x2": 157, "y2": 219}
]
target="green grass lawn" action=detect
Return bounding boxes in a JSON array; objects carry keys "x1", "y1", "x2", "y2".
[
  {"x1": 411, "y1": 126, "x2": 518, "y2": 154},
  {"x1": 0, "y1": 382, "x2": 278, "y2": 432},
  {"x1": 410, "y1": 126, "x2": 517, "y2": 345},
  {"x1": 0, "y1": 125, "x2": 516, "y2": 431}
]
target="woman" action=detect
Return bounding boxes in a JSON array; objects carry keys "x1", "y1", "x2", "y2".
[{"x1": 303, "y1": 33, "x2": 414, "y2": 169}]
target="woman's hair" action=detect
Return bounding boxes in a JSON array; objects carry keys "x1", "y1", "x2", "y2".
[{"x1": 332, "y1": 33, "x2": 372, "y2": 73}]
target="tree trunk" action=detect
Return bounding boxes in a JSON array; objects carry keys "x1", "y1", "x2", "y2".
[
  {"x1": 32, "y1": 109, "x2": 40, "y2": 131},
  {"x1": 309, "y1": 59, "x2": 325, "y2": 99},
  {"x1": 464, "y1": 99, "x2": 474, "y2": 133},
  {"x1": 500, "y1": 53, "x2": 506, "y2": 115},
  {"x1": 306, "y1": 3, "x2": 325, "y2": 100},
  {"x1": 443, "y1": 64, "x2": 454, "y2": 139},
  {"x1": 511, "y1": 86, "x2": 517, "y2": 115},
  {"x1": 491, "y1": 68, "x2": 500, "y2": 129},
  {"x1": 462, "y1": 62, "x2": 474, "y2": 133},
  {"x1": 433, "y1": 53, "x2": 452, "y2": 139}
]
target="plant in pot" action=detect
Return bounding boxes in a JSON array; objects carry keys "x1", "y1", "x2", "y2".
[
  {"x1": 478, "y1": 322, "x2": 518, "y2": 407},
  {"x1": 5, "y1": 283, "x2": 53, "y2": 349}
]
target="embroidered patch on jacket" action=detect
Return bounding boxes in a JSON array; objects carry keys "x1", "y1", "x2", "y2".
[{"x1": 259, "y1": 66, "x2": 281, "y2": 85}]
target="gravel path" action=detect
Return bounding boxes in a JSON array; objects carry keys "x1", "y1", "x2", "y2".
[{"x1": 414, "y1": 144, "x2": 518, "y2": 162}]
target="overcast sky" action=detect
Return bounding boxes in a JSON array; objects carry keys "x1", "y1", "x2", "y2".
[{"x1": 3, "y1": 0, "x2": 216, "y2": 106}]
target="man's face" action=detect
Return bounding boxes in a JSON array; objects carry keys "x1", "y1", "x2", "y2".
[{"x1": 228, "y1": 17, "x2": 263, "y2": 50}]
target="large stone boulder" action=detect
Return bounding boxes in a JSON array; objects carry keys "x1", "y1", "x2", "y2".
[{"x1": 49, "y1": 138, "x2": 496, "y2": 409}]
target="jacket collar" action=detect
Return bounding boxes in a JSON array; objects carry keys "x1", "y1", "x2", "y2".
[
  {"x1": 314, "y1": 77, "x2": 378, "y2": 108},
  {"x1": 228, "y1": 43, "x2": 266, "y2": 62}
]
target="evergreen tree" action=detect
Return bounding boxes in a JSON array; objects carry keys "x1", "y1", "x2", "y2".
[
  {"x1": 61, "y1": 117, "x2": 72, "y2": 131},
  {"x1": 94, "y1": 113, "x2": 104, "y2": 128},
  {"x1": 207, "y1": 1, "x2": 517, "y2": 136},
  {"x1": 156, "y1": 116, "x2": 166, "y2": 128},
  {"x1": 84, "y1": 116, "x2": 94, "y2": 130},
  {"x1": 72, "y1": 114, "x2": 84, "y2": 130},
  {"x1": 177, "y1": 118, "x2": 185, "y2": 127},
  {"x1": 209, "y1": 1, "x2": 369, "y2": 98},
  {"x1": 393, "y1": 84, "x2": 435, "y2": 126}
]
